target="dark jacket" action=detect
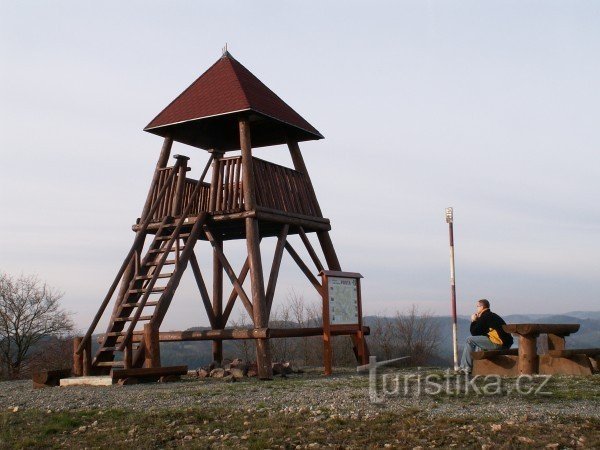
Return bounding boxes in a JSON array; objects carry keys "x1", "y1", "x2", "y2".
[{"x1": 470, "y1": 309, "x2": 513, "y2": 348}]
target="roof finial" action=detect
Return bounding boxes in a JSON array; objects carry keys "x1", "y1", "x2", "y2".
[{"x1": 222, "y1": 43, "x2": 230, "y2": 58}]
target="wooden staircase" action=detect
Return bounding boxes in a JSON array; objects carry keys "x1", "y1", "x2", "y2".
[{"x1": 92, "y1": 216, "x2": 206, "y2": 371}]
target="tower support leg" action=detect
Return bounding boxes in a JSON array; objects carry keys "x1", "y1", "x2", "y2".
[
  {"x1": 246, "y1": 217, "x2": 273, "y2": 379},
  {"x1": 144, "y1": 323, "x2": 161, "y2": 368},
  {"x1": 317, "y1": 231, "x2": 341, "y2": 271},
  {"x1": 212, "y1": 240, "x2": 223, "y2": 364}
]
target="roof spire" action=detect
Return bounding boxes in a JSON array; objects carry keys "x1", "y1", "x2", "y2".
[{"x1": 222, "y1": 43, "x2": 231, "y2": 58}]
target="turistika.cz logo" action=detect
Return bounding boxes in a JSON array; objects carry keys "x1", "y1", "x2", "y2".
[{"x1": 358, "y1": 356, "x2": 553, "y2": 404}]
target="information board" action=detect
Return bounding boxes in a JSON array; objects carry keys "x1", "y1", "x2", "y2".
[{"x1": 327, "y1": 276, "x2": 359, "y2": 325}]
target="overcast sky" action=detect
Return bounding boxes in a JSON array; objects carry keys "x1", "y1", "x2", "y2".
[{"x1": 1, "y1": 1, "x2": 598, "y2": 332}]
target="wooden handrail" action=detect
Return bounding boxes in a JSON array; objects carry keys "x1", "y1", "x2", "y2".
[
  {"x1": 76, "y1": 159, "x2": 183, "y2": 354},
  {"x1": 117, "y1": 155, "x2": 214, "y2": 351}
]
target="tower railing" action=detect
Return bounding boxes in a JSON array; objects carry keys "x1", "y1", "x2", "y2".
[{"x1": 147, "y1": 156, "x2": 321, "y2": 221}]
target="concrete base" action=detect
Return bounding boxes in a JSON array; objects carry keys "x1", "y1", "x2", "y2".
[{"x1": 60, "y1": 376, "x2": 114, "y2": 387}]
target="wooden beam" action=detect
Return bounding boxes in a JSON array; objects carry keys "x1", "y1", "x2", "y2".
[
  {"x1": 144, "y1": 324, "x2": 160, "y2": 368},
  {"x1": 221, "y1": 257, "x2": 250, "y2": 326},
  {"x1": 317, "y1": 231, "x2": 342, "y2": 271},
  {"x1": 171, "y1": 155, "x2": 189, "y2": 216},
  {"x1": 204, "y1": 226, "x2": 254, "y2": 318},
  {"x1": 72, "y1": 337, "x2": 83, "y2": 377},
  {"x1": 188, "y1": 251, "x2": 218, "y2": 329},
  {"x1": 240, "y1": 117, "x2": 272, "y2": 380},
  {"x1": 212, "y1": 236, "x2": 224, "y2": 363},
  {"x1": 239, "y1": 117, "x2": 257, "y2": 210},
  {"x1": 298, "y1": 227, "x2": 324, "y2": 272},
  {"x1": 284, "y1": 241, "x2": 322, "y2": 293},
  {"x1": 105, "y1": 326, "x2": 370, "y2": 344},
  {"x1": 155, "y1": 328, "x2": 268, "y2": 341},
  {"x1": 266, "y1": 225, "x2": 289, "y2": 314}
]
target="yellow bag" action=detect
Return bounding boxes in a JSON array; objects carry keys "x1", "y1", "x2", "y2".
[{"x1": 488, "y1": 328, "x2": 503, "y2": 345}]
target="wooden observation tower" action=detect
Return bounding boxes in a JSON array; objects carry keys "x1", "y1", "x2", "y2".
[{"x1": 75, "y1": 51, "x2": 368, "y2": 379}]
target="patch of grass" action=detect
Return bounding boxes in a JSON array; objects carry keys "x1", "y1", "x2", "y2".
[{"x1": 1, "y1": 407, "x2": 598, "y2": 449}]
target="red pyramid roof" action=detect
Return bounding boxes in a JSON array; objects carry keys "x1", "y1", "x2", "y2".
[{"x1": 144, "y1": 52, "x2": 323, "y2": 150}]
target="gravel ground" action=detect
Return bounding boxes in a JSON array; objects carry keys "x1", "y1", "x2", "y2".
[{"x1": 1, "y1": 368, "x2": 598, "y2": 421}]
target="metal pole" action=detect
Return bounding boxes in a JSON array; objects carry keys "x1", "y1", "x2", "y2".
[{"x1": 445, "y1": 207, "x2": 459, "y2": 371}]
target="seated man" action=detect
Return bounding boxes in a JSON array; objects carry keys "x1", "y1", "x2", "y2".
[{"x1": 460, "y1": 298, "x2": 513, "y2": 374}]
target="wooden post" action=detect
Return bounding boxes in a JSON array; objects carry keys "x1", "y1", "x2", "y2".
[
  {"x1": 240, "y1": 116, "x2": 273, "y2": 379},
  {"x1": 82, "y1": 338, "x2": 92, "y2": 376},
  {"x1": 547, "y1": 333, "x2": 565, "y2": 351},
  {"x1": 172, "y1": 155, "x2": 189, "y2": 216},
  {"x1": 140, "y1": 137, "x2": 173, "y2": 222},
  {"x1": 208, "y1": 150, "x2": 224, "y2": 212},
  {"x1": 73, "y1": 337, "x2": 83, "y2": 376},
  {"x1": 212, "y1": 239, "x2": 224, "y2": 364},
  {"x1": 144, "y1": 323, "x2": 161, "y2": 368},
  {"x1": 518, "y1": 334, "x2": 539, "y2": 375},
  {"x1": 321, "y1": 278, "x2": 333, "y2": 376},
  {"x1": 124, "y1": 341, "x2": 132, "y2": 369}
]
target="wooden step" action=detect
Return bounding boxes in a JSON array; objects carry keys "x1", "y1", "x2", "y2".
[
  {"x1": 121, "y1": 301, "x2": 159, "y2": 309},
  {"x1": 95, "y1": 361, "x2": 125, "y2": 367},
  {"x1": 114, "y1": 315, "x2": 153, "y2": 322},
  {"x1": 156, "y1": 233, "x2": 190, "y2": 241},
  {"x1": 149, "y1": 247, "x2": 180, "y2": 255},
  {"x1": 103, "y1": 331, "x2": 145, "y2": 338},
  {"x1": 100, "y1": 346, "x2": 118, "y2": 352},
  {"x1": 104, "y1": 332, "x2": 124, "y2": 337},
  {"x1": 128, "y1": 287, "x2": 166, "y2": 294},
  {"x1": 145, "y1": 259, "x2": 177, "y2": 267},
  {"x1": 135, "y1": 273, "x2": 173, "y2": 281}
]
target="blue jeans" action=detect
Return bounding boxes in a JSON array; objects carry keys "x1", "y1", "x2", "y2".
[{"x1": 460, "y1": 335, "x2": 503, "y2": 372}]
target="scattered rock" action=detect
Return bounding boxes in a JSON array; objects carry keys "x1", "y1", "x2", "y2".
[
  {"x1": 210, "y1": 368, "x2": 225, "y2": 378},
  {"x1": 230, "y1": 368, "x2": 244, "y2": 379}
]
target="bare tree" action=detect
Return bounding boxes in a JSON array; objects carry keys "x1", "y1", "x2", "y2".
[
  {"x1": 369, "y1": 315, "x2": 398, "y2": 361},
  {"x1": 0, "y1": 273, "x2": 73, "y2": 379},
  {"x1": 394, "y1": 305, "x2": 440, "y2": 366},
  {"x1": 229, "y1": 313, "x2": 255, "y2": 362},
  {"x1": 368, "y1": 306, "x2": 441, "y2": 366}
]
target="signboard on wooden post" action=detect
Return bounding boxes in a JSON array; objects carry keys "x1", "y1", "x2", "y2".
[{"x1": 320, "y1": 270, "x2": 365, "y2": 375}]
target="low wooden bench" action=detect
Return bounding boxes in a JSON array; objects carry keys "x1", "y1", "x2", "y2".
[
  {"x1": 472, "y1": 349, "x2": 519, "y2": 376},
  {"x1": 111, "y1": 365, "x2": 188, "y2": 384}
]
